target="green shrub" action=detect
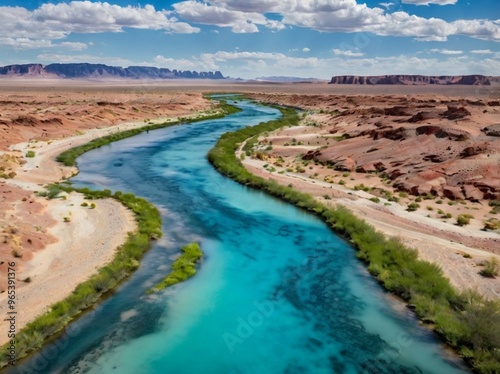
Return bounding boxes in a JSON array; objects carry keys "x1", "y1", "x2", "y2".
[
  {"x1": 148, "y1": 243, "x2": 203, "y2": 293},
  {"x1": 25, "y1": 150, "x2": 35, "y2": 158},
  {"x1": 457, "y1": 214, "x2": 473, "y2": 226},
  {"x1": 479, "y1": 258, "x2": 499, "y2": 278},
  {"x1": 489, "y1": 201, "x2": 500, "y2": 215},
  {"x1": 407, "y1": 202, "x2": 420, "y2": 212}
]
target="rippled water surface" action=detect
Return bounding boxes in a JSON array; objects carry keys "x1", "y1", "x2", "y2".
[{"x1": 13, "y1": 98, "x2": 467, "y2": 374}]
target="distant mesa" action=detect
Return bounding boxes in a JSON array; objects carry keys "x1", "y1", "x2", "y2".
[
  {"x1": 0, "y1": 63, "x2": 225, "y2": 80},
  {"x1": 328, "y1": 75, "x2": 498, "y2": 86},
  {"x1": 255, "y1": 76, "x2": 327, "y2": 83}
]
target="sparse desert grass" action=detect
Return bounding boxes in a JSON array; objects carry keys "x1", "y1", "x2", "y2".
[
  {"x1": 479, "y1": 258, "x2": 499, "y2": 278},
  {"x1": 457, "y1": 214, "x2": 474, "y2": 226}
]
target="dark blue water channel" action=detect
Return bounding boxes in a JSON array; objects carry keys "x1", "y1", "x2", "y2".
[{"x1": 13, "y1": 97, "x2": 468, "y2": 374}]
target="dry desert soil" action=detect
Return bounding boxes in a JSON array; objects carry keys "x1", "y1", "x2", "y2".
[{"x1": 0, "y1": 79, "x2": 498, "y2": 346}]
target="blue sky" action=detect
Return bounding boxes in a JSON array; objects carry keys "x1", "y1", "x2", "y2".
[{"x1": 0, "y1": 0, "x2": 498, "y2": 78}]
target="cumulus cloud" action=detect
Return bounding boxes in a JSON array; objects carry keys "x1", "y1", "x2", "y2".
[
  {"x1": 470, "y1": 49, "x2": 495, "y2": 54},
  {"x1": 0, "y1": 37, "x2": 88, "y2": 51},
  {"x1": 0, "y1": 37, "x2": 54, "y2": 50},
  {"x1": 58, "y1": 42, "x2": 88, "y2": 51},
  {"x1": 415, "y1": 35, "x2": 448, "y2": 42},
  {"x1": 430, "y1": 48, "x2": 463, "y2": 55},
  {"x1": 402, "y1": 0, "x2": 458, "y2": 5},
  {"x1": 207, "y1": 51, "x2": 287, "y2": 61},
  {"x1": 333, "y1": 49, "x2": 364, "y2": 57},
  {"x1": 379, "y1": 2, "x2": 395, "y2": 10},
  {"x1": 151, "y1": 49, "x2": 498, "y2": 79},
  {"x1": 172, "y1": 0, "x2": 499, "y2": 42},
  {"x1": 0, "y1": 2, "x2": 199, "y2": 50},
  {"x1": 154, "y1": 54, "x2": 219, "y2": 70},
  {"x1": 173, "y1": 1, "x2": 281, "y2": 33},
  {"x1": 36, "y1": 53, "x2": 135, "y2": 66},
  {"x1": 32, "y1": 2, "x2": 199, "y2": 34},
  {"x1": 303, "y1": 48, "x2": 311, "y2": 52}
]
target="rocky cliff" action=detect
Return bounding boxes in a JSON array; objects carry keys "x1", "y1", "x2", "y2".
[
  {"x1": 328, "y1": 75, "x2": 496, "y2": 85},
  {"x1": 0, "y1": 63, "x2": 225, "y2": 80}
]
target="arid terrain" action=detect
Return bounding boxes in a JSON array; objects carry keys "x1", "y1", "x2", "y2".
[
  {"x1": 0, "y1": 81, "x2": 212, "y2": 344},
  {"x1": 240, "y1": 90, "x2": 500, "y2": 299},
  {"x1": 0, "y1": 80, "x2": 499, "y2": 345}
]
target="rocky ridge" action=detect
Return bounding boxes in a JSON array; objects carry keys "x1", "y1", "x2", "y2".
[
  {"x1": 246, "y1": 93, "x2": 500, "y2": 203},
  {"x1": 329, "y1": 75, "x2": 498, "y2": 85},
  {"x1": 0, "y1": 63, "x2": 225, "y2": 80}
]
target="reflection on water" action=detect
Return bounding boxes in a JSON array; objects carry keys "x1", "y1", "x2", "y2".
[{"x1": 11, "y1": 98, "x2": 468, "y2": 374}]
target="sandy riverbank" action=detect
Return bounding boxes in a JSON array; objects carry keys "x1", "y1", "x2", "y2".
[{"x1": 0, "y1": 87, "x2": 212, "y2": 345}]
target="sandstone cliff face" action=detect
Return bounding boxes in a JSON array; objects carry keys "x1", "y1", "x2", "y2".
[
  {"x1": 0, "y1": 63, "x2": 225, "y2": 80},
  {"x1": 329, "y1": 75, "x2": 493, "y2": 85},
  {"x1": 0, "y1": 64, "x2": 46, "y2": 76}
]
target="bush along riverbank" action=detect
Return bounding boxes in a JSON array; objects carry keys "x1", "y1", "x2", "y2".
[
  {"x1": 147, "y1": 242, "x2": 203, "y2": 294},
  {"x1": 0, "y1": 184, "x2": 162, "y2": 367},
  {"x1": 56, "y1": 98, "x2": 242, "y2": 167},
  {"x1": 0, "y1": 97, "x2": 241, "y2": 368},
  {"x1": 207, "y1": 105, "x2": 500, "y2": 373}
]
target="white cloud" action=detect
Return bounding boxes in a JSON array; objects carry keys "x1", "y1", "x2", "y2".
[
  {"x1": 430, "y1": 48, "x2": 463, "y2": 55},
  {"x1": 415, "y1": 35, "x2": 448, "y2": 42},
  {"x1": 33, "y1": 2, "x2": 199, "y2": 34},
  {"x1": 173, "y1": 1, "x2": 279, "y2": 33},
  {"x1": 0, "y1": 37, "x2": 53, "y2": 50},
  {"x1": 0, "y1": 2, "x2": 199, "y2": 46},
  {"x1": 0, "y1": 37, "x2": 88, "y2": 51},
  {"x1": 58, "y1": 42, "x2": 88, "y2": 51},
  {"x1": 379, "y1": 2, "x2": 395, "y2": 10},
  {"x1": 154, "y1": 54, "x2": 219, "y2": 70},
  {"x1": 208, "y1": 51, "x2": 287, "y2": 61},
  {"x1": 302, "y1": 48, "x2": 311, "y2": 52},
  {"x1": 333, "y1": 49, "x2": 364, "y2": 57},
  {"x1": 402, "y1": 0, "x2": 458, "y2": 5},
  {"x1": 173, "y1": 1, "x2": 499, "y2": 42},
  {"x1": 151, "y1": 49, "x2": 499, "y2": 79},
  {"x1": 470, "y1": 49, "x2": 495, "y2": 54},
  {"x1": 36, "y1": 53, "x2": 135, "y2": 66}
]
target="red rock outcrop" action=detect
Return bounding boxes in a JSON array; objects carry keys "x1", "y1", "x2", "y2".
[{"x1": 329, "y1": 75, "x2": 493, "y2": 85}]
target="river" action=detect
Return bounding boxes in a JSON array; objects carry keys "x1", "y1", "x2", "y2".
[{"x1": 12, "y1": 97, "x2": 467, "y2": 374}]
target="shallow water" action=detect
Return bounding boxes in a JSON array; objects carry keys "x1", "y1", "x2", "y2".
[{"x1": 12, "y1": 98, "x2": 468, "y2": 374}]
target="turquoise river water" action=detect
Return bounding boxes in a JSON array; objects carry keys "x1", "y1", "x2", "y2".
[{"x1": 11, "y1": 97, "x2": 468, "y2": 374}]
